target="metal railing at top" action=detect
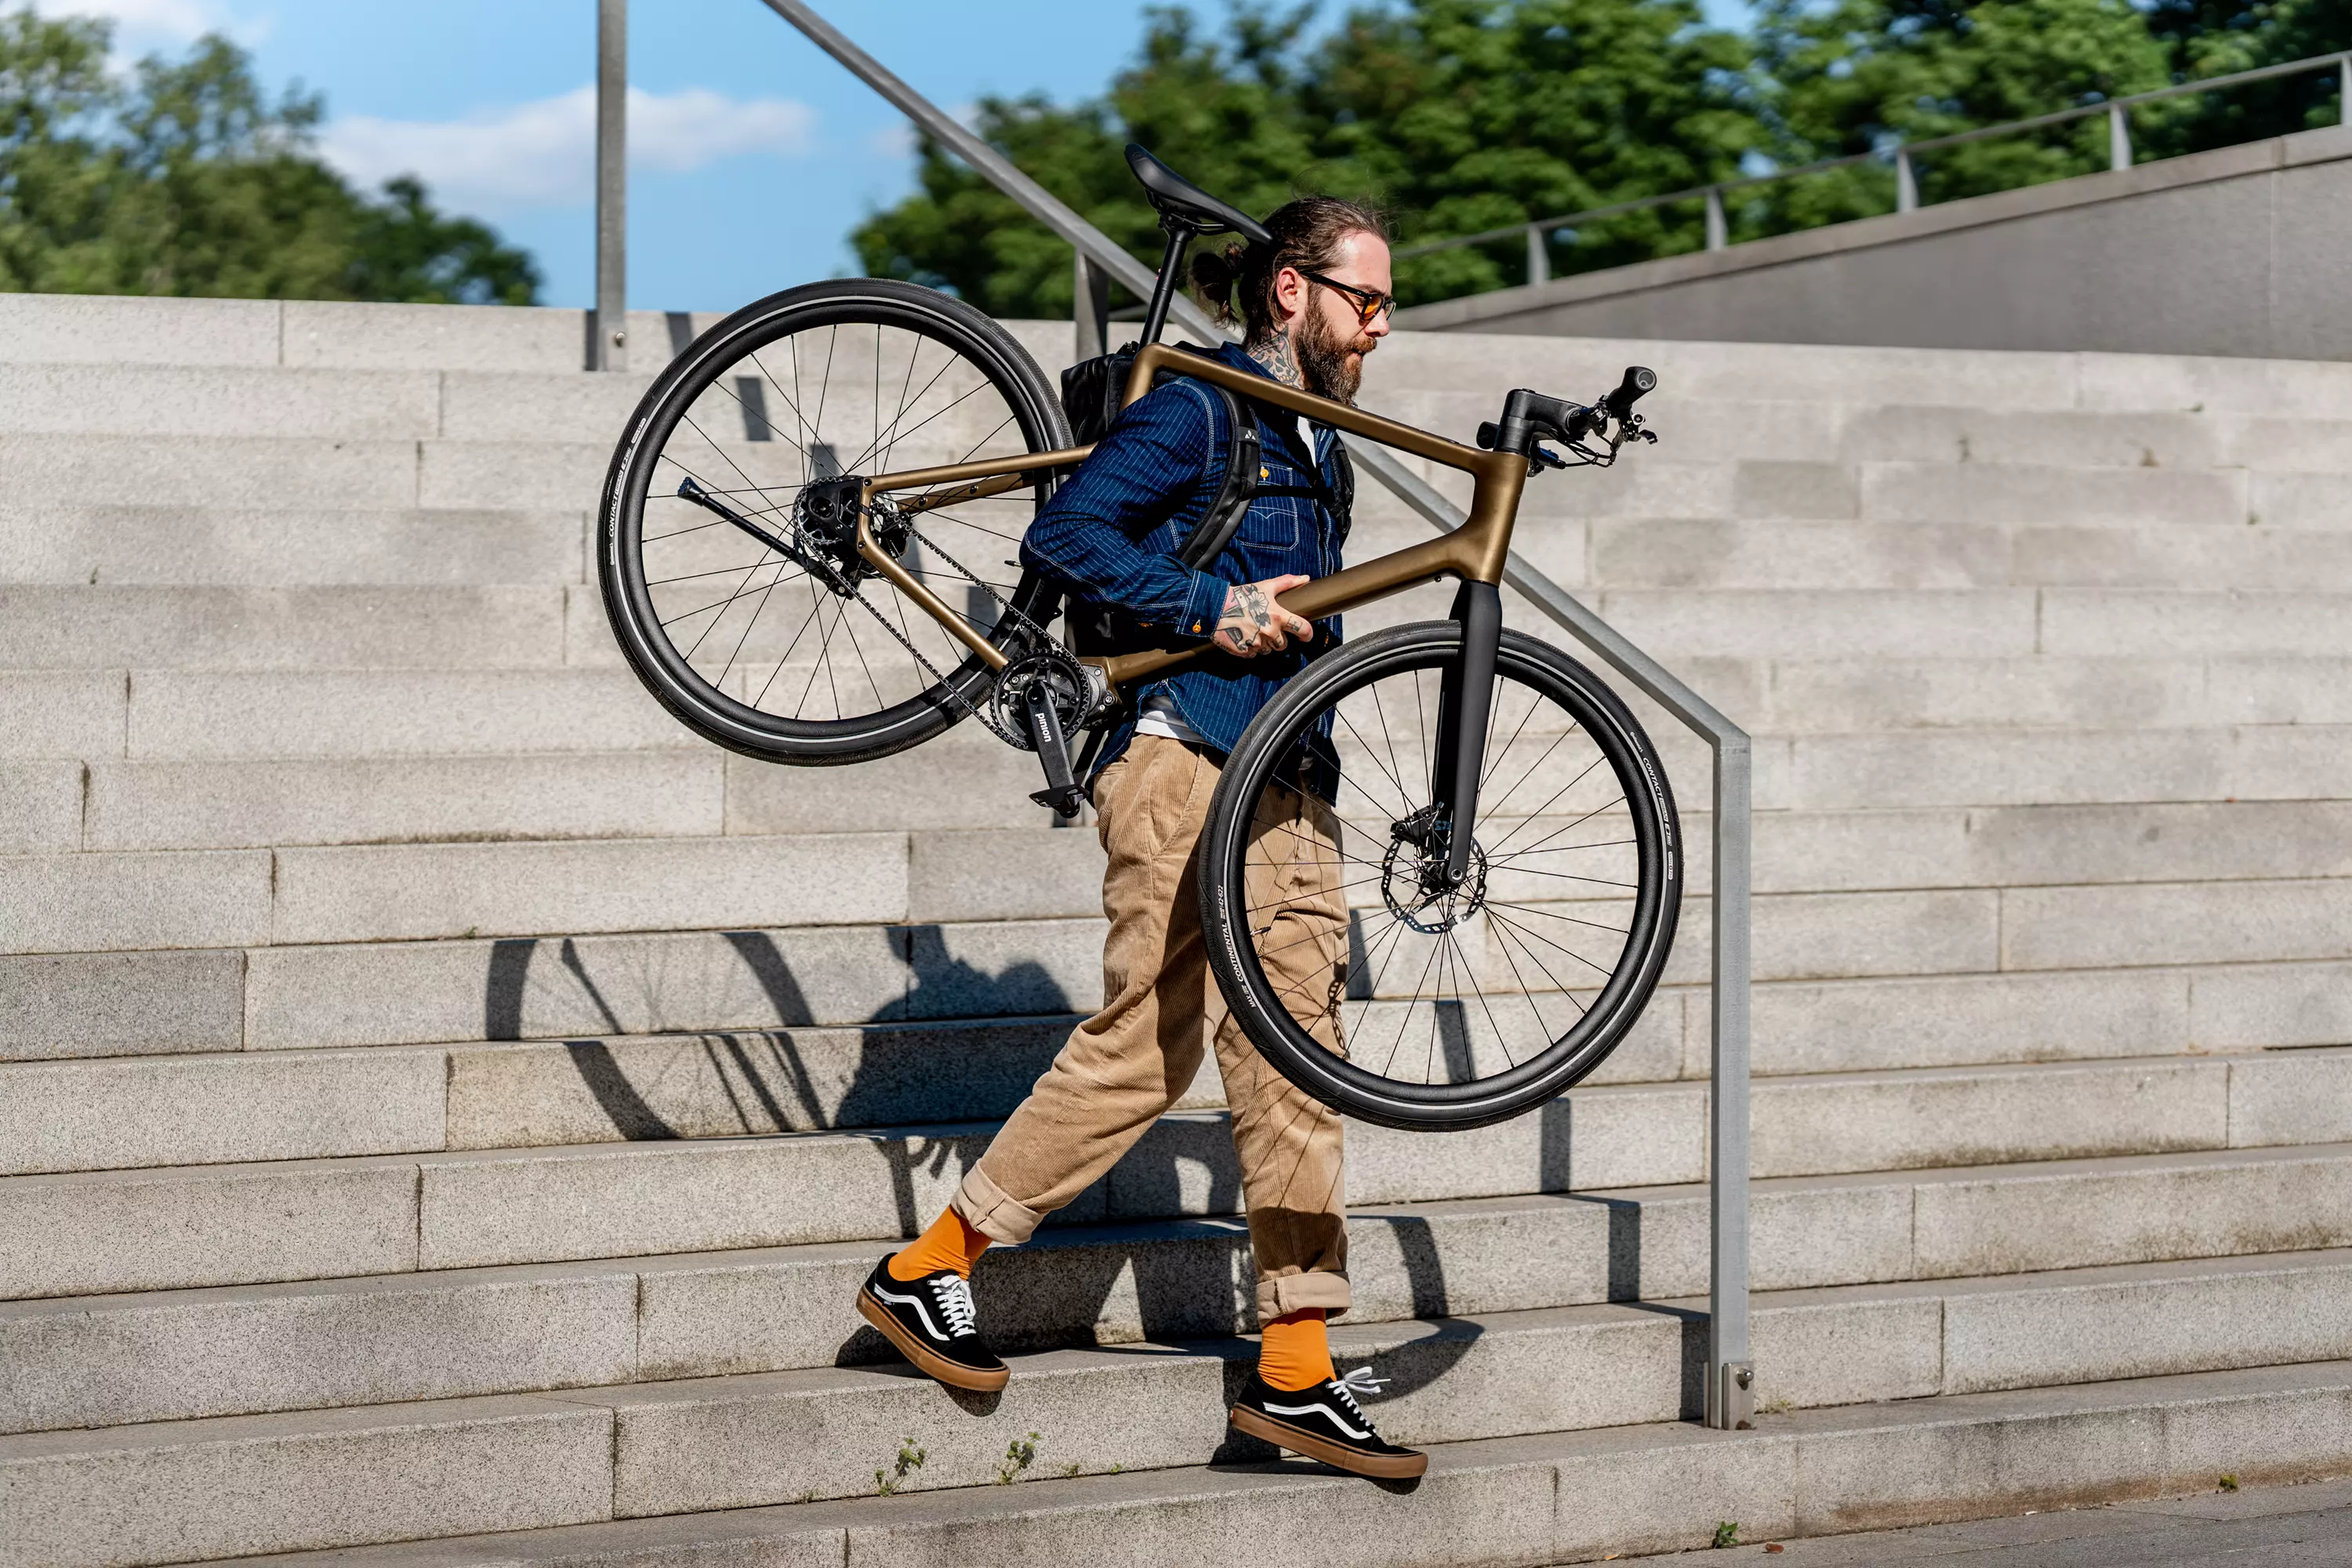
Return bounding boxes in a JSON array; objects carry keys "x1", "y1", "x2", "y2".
[
  {"x1": 597, "y1": 0, "x2": 1759, "y2": 1432},
  {"x1": 1396, "y1": 49, "x2": 2352, "y2": 287}
]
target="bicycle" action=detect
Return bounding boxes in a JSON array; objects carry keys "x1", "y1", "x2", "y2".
[{"x1": 598, "y1": 146, "x2": 1682, "y2": 1133}]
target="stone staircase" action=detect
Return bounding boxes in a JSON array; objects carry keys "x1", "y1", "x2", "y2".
[{"x1": 3, "y1": 292, "x2": 2350, "y2": 1566}]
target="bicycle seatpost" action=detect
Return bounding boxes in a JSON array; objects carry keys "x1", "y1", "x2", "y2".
[{"x1": 1137, "y1": 217, "x2": 1197, "y2": 347}]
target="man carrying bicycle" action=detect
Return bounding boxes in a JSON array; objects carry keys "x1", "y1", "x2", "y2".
[{"x1": 855, "y1": 194, "x2": 1426, "y2": 1481}]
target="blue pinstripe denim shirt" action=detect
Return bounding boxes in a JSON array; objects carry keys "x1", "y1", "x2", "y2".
[{"x1": 1020, "y1": 343, "x2": 1348, "y2": 786}]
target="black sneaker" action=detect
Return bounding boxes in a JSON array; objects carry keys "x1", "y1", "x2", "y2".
[
  {"x1": 1230, "y1": 1366, "x2": 1427, "y2": 1479},
  {"x1": 855, "y1": 1254, "x2": 1010, "y2": 1392}
]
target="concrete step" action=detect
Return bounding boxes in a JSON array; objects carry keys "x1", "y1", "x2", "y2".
[
  {"x1": 15, "y1": 430, "x2": 2308, "y2": 542},
  {"x1": 10, "y1": 1290, "x2": 2352, "y2": 1566},
  {"x1": 140, "y1": 1361, "x2": 2352, "y2": 1568},
  {"x1": 1588, "y1": 519, "x2": 2352, "y2": 592},
  {"x1": 1730, "y1": 655, "x2": 2352, "y2": 733},
  {"x1": 11, "y1": 1138, "x2": 2352, "y2": 1438},
  {"x1": 0, "y1": 830, "x2": 930, "y2": 954},
  {"x1": 1752, "y1": 725, "x2": 2352, "y2": 810},
  {"x1": 51, "y1": 728, "x2": 2352, "y2": 853},
  {"x1": 0, "y1": 586, "x2": 564, "y2": 670},
  {"x1": 12, "y1": 792, "x2": 2350, "y2": 956},
  {"x1": 0, "y1": 295, "x2": 712, "y2": 374},
  {"x1": 6, "y1": 1124, "x2": 2346, "y2": 1305},
  {"x1": 11, "y1": 1034, "x2": 2343, "y2": 1180},
  {"x1": 1590, "y1": 590, "x2": 2352, "y2": 661},
  {"x1": 0, "y1": 506, "x2": 582, "y2": 587},
  {"x1": 5, "y1": 1052, "x2": 2347, "y2": 1284},
  {"x1": 25, "y1": 655, "x2": 2340, "y2": 763},
  {"x1": 121, "y1": 668, "x2": 695, "y2": 759},
  {"x1": 82, "y1": 752, "x2": 727, "y2": 851}
]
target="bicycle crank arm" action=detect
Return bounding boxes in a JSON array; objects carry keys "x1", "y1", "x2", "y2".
[
  {"x1": 1022, "y1": 686, "x2": 1086, "y2": 819},
  {"x1": 674, "y1": 477, "x2": 838, "y2": 586},
  {"x1": 1431, "y1": 581, "x2": 1503, "y2": 885}
]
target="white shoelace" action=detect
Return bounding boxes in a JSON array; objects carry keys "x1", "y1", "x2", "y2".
[
  {"x1": 931, "y1": 1273, "x2": 979, "y2": 1337},
  {"x1": 1329, "y1": 1365, "x2": 1389, "y2": 1414}
]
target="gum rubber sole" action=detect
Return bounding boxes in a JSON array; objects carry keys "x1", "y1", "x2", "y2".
[
  {"x1": 857, "y1": 1287, "x2": 1011, "y2": 1392},
  {"x1": 1229, "y1": 1403, "x2": 1430, "y2": 1479}
]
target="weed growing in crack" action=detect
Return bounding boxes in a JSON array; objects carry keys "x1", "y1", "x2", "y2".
[
  {"x1": 875, "y1": 1436, "x2": 926, "y2": 1496},
  {"x1": 996, "y1": 1431, "x2": 1042, "y2": 1484}
]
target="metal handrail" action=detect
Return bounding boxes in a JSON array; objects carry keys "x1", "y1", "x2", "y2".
[
  {"x1": 1397, "y1": 48, "x2": 2352, "y2": 283},
  {"x1": 731, "y1": 0, "x2": 1755, "y2": 1429}
]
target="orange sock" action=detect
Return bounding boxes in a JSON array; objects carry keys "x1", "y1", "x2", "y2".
[
  {"x1": 887, "y1": 1209, "x2": 991, "y2": 1282},
  {"x1": 1258, "y1": 1308, "x2": 1336, "y2": 1392}
]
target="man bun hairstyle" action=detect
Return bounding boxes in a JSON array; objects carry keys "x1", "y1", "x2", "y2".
[{"x1": 1190, "y1": 194, "x2": 1389, "y2": 342}]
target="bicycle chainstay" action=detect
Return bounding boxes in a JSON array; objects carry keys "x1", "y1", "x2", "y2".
[{"x1": 840, "y1": 514, "x2": 1094, "y2": 750}]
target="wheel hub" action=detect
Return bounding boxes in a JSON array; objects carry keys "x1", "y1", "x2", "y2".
[
  {"x1": 1381, "y1": 812, "x2": 1488, "y2": 935},
  {"x1": 793, "y1": 476, "x2": 907, "y2": 593}
]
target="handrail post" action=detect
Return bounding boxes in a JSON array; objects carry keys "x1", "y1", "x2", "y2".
[
  {"x1": 2341, "y1": 54, "x2": 2350, "y2": 122},
  {"x1": 1073, "y1": 251, "x2": 1111, "y2": 362},
  {"x1": 1895, "y1": 147, "x2": 1918, "y2": 212},
  {"x1": 1526, "y1": 224, "x2": 1551, "y2": 286},
  {"x1": 1705, "y1": 731, "x2": 1754, "y2": 1429},
  {"x1": 593, "y1": 0, "x2": 628, "y2": 372},
  {"x1": 1704, "y1": 187, "x2": 1727, "y2": 251},
  {"x1": 2108, "y1": 101, "x2": 2132, "y2": 171}
]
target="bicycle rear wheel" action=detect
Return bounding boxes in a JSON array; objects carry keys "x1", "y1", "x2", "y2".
[
  {"x1": 1198, "y1": 622, "x2": 1682, "y2": 1131},
  {"x1": 599, "y1": 278, "x2": 1073, "y2": 765}
]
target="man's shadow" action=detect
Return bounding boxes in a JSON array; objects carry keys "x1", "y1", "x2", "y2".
[{"x1": 479, "y1": 921, "x2": 1624, "y2": 1414}]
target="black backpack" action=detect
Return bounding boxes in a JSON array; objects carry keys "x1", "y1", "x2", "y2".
[{"x1": 1057, "y1": 344, "x2": 1352, "y2": 656}]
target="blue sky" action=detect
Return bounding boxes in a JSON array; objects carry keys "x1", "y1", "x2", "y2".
[{"x1": 49, "y1": 0, "x2": 1745, "y2": 310}]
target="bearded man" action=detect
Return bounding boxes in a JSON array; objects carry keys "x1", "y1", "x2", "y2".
[{"x1": 853, "y1": 196, "x2": 1423, "y2": 1480}]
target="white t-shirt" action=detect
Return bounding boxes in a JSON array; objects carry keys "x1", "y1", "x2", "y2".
[{"x1": 1134, "y1": 691, "x2": 1208, "y2": 746}]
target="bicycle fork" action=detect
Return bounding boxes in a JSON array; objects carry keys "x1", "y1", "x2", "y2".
[{"x1": 1428, "y1": 579, "x2": 1503, "y2": 886}]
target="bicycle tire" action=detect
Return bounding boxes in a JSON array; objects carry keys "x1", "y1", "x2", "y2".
[
  {"x1": 1198, "y1": 621, "x2": 1682, "y2": 1131},
  {"x1": 599, "y1": 278, "x2": 1072, "y2": 767}
]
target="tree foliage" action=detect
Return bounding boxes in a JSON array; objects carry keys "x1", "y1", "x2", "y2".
[
  {"x1": 855, "y1": 0, "x2": 1757, "y2": 312},
  {"x1": 856, "y1": 0, "x2": 2350, "y2": 315},
  {"x1": 0, "y1": 10, "x2": 539, "y2": 303}
]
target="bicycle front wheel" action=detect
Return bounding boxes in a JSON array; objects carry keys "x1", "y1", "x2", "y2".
[
  {"x1": 599, "y1": 278, "x2": 1072, "y2": 766},
  {"x1": 1198, "y1": 622, "x2": 1682, "y2": 1131}
]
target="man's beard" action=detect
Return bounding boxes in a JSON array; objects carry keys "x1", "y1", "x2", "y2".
[{"x1": 1295, "y1": 307, "x2": 1375, "y2": 405}]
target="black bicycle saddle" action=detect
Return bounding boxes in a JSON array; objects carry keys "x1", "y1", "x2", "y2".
[{"x1": 1126, "y1": 143, "x2": 1273, "y2": 245}]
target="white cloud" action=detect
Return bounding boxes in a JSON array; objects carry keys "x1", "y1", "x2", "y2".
[{"x1": 320, "y1": 85, "x2": 817, "y2": 212}]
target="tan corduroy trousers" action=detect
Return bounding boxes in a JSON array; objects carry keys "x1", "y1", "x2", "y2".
[{"x1": 950, "y1": 734, "x2": 1352, "y2": 1320}]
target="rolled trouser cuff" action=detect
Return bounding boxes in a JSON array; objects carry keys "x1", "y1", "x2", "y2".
[
  {"x1": 1258, "y1": 1269, "x2": 1352, "y2": 1322},
  {"x1": 951, "y1": 1167, "x2": 1049, "y2": 1246}
]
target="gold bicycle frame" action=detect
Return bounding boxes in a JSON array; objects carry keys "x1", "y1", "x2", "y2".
[{"x1": 855, "y1": 342, "x2": 1529, "y2": 689}]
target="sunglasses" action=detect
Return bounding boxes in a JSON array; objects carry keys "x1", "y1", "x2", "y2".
[{"x1": 1301, "y1": 270, "x2": 1396, "y2": 327}]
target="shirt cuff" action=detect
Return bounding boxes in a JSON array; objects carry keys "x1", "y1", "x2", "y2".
[{"x1": 1179, "y1": 572, "x2": 1229, "y2": 642}]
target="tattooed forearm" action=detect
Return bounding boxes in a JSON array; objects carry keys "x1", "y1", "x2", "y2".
[{"x1": 1247, "y1": 330, "x2": 1303, "y2": 389}]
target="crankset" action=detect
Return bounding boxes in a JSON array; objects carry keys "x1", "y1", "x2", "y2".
[{"x1": 991, "y1": 649, "x2": 1110, "y2": 819}]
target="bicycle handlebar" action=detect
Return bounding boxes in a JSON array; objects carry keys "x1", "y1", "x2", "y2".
[{"x1": 1475, "y1": 365, "x2": 1656, "y2": 466}]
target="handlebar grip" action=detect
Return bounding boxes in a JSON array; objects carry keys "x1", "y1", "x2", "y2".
[{"x1": 1602, "y1": 365, "x2": 1657, "y2": 422}]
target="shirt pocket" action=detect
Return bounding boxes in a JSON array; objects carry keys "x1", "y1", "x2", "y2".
[{"x1": 1233, "y1": 453, "x2": 1305, "y2": 559}]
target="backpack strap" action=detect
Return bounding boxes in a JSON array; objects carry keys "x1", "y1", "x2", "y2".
[{"x1": 1171, "y1": 383, "x2": 1259, "y2": 570}]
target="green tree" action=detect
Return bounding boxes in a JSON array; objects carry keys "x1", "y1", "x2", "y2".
[
  {"x1": 1312, "y1": 0, "x2": 1759, "y2": 296},
  {"x1": 0, "y1": 9, "x2": 539, "y2": 303},
  {"x1": 2143, "y1": 0, "x2": 2352, "y2": 149},
  {"x1": 1751, "y1": 0, "x2": 2172, "y2": 227},
  {"x1": 854, "y1": 0, "x2": 1759, "y2": 315}
]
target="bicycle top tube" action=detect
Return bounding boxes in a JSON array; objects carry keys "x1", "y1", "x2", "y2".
[{"x1": 853, "y1": 341, "x2": 1543, "y2": 698}]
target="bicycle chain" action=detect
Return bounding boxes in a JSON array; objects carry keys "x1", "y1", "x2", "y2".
[{"x1": 837, "y1": 512, "x2": 1069, "y2": 749}]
